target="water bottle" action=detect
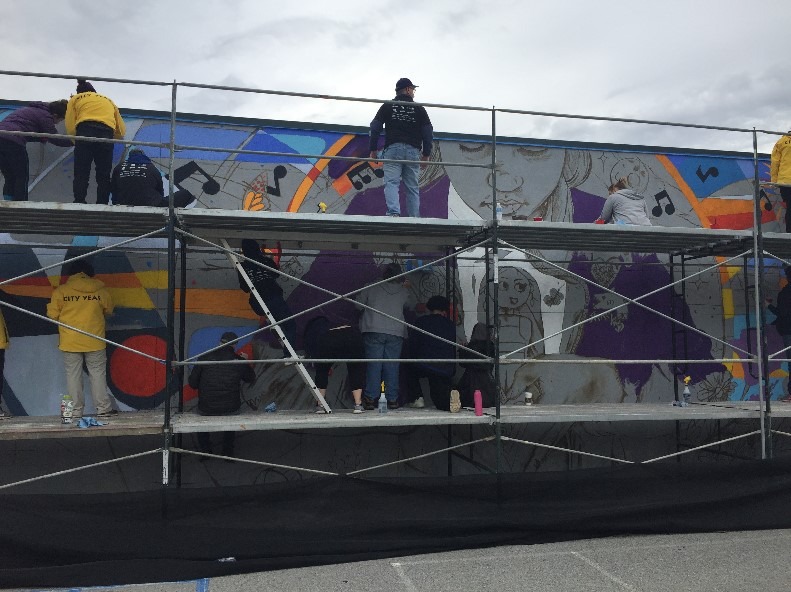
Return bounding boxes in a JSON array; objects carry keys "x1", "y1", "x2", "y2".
[
  {"x1": 473, "y1": 389, "x2": 483, "y2": 416},
  {"x1": 524, "y1": 391, "x2": 533, "y2": 406},
  {"x1": 378, "y1": 381, "x2": 388, "y2": 414},
  {"x1": 61, "y1": 394, "x2": 74, "y2": 424},
  {"x1": 495, "y1": 202, "x2": 503, "y2": 221}
]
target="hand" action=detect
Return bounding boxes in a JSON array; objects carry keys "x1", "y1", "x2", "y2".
[
  {"x1": 420, "y1": 154, "x2": 430, "y2": 169},
  {"x1": 239, "y1": 351, "x2": 249, "y2": 360}
]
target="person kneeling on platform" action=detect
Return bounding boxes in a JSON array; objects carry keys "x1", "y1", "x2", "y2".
[
  {"x1": 405, "y1": 295, "x2": 459, "y2": 412},
  {"x1": 456, "y1": 322, "x2": 497, "y2": 409},
  {"x1": 303, "y1": 316, "x2": 366, "y2": 413},
  {"x1": 110, "y1": 147, "x2": 196, "y2": 208},
  {"x1": 188, "y1": 332, "x2": 255, "y2": 458}
]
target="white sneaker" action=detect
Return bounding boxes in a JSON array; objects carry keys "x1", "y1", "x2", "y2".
[
  {"x1": 353, "y1": 404, "x2": 364, "y2": 414},
  {"x1": 449, "y1": 390, "x2": 461, "y2": 413},
  {"x1": 408, "y1": 397, "x2": 425, "y2": 409}
]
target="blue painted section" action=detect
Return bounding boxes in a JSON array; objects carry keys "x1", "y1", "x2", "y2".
[
  {"x1": 196, "y1": 578, "x2": 210, "y2": 592},
  {"x1": 665, "y1": 155, "x2": 750, "y2": 198},
  {"x1": 133, "y1": 124, "x2": 249, "y2": 161}
]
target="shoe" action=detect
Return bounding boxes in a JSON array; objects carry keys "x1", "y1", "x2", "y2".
[
  {"x1": 408, "y1": 397, "x2": 425, "y2": 409},
  {"x1": 780, "y1": 394, "x2": 791, "y2": 402},
  {"x1": 386, "y1": 213, "x2": 400, "y2": 217},
  {"x1": 97, "y1": 409, "x2": 119, "y2": 418},
  {"x1": 449, "y1": 390, "x2": 461, "y2": 413},
  {"x1": 314, "y1": 407, "x2": 329, "y2": 414},
  {"x1": 0, "y1": 409, "x2": 12, "y2": 420},
  {"x1": 362, "y1": 398, "x2": 376, "y2": 411},
  {"x1": 387, "y1": 400, "x2": 399, "y2": 410},
  {"x1": 353, "y1": 404, "x2": 364, "y2": 414}
]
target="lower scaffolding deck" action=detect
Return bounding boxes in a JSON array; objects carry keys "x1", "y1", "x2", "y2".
[{"x1": 0, "y1": 402, "x2": 785, "y2": 440}]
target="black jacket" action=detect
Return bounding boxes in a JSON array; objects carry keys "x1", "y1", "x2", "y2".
[
  {"x1": 770, "y1": 284, "x2": 791, "y2": 336},
  {"x1": 369, "y1": 93, "x2": 433, "y2": 155},
  {"x1": 409, "y1": 313, "x2": 456, "y2": 377},
  {"x1": 110, "y1": 155, "x2": 164, "y2": 206},
  {"x1": 188, "y1": 346, "x2": 255, "y2": 415}
]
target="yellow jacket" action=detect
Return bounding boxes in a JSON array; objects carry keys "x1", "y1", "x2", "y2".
[
  {"x1": 47, "y1": 273, "x2": 114, "y2": 352},
  {"x1": 0, "y1": 308, "x2": 7, "y2": 350},
  {"x1": 65, "y1": 92, "x2": 126, "y2": 139},
  {"x1": 771, "y1": 134, "x2": 791, "y2": 185}
]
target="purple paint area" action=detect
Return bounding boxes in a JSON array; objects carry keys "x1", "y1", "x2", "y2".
[
  {"x1": 327, "y1": 136, "x2": 371, "y2": 179},
  {"x1": 571, "y1": 188, "x2": 605, "y2": 223},
  {"x1": 346, "y1": 176, "x2": 450, "y2": 219},
  {"x1": 570, "y1": 253, "x2": 723, "y2": 392}
]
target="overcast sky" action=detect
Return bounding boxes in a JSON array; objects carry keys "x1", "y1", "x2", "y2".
[{"x1": 1, "y1": 0, "x2": 788, "y2": 153}]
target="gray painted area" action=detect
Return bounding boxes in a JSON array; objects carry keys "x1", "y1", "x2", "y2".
[{"x1": 8, "y1": 529, "x2": 790, "y2": 592}]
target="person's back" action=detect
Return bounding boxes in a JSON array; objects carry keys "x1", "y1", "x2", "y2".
[
  {"x1": 47, "y1": 269, "x2": 113, "y2": 352},
  {"x1": 111, "y1": 149, "x2": 163, "y2": 206},
  {"x1": 599, "y1": 179, "x2": 651, "y2": 226},
  {"x1": 189, "y1": 336, "x2": 255, "y2": 415},
  {"x1": 358, "y1": 281, "x2": 410, "y2": 337},
  {"x1": 412, "y1": 310, "x2": 456, "y2": 377}
]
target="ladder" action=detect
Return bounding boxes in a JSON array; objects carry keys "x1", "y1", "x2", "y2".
[{"x1": 221, "y1": 239, "x2": 331, "y2": 413}]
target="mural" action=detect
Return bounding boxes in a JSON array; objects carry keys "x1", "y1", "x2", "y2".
[{"x1": 0, "y1": 105, "x2": 781, "y2": 418}]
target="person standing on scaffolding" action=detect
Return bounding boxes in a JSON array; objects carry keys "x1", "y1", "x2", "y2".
[
  {"x1": 238, "y1": 239, "x2": 297, "y2": 359},
  {"x1": 767, "y1": 265, "x2": 791, "y2": 402},
  {"x1": 368, "y1": 78, "x2": 433, "y2": 218},
  {"x1": 47, "y1": 259, "x2": 118, "y2": 420},
  {"x1": 0, "y1": 99, "x2": 72, "y2": 201},
  {"x1": 65, "y1": 79, "x2": 125, "y2": 205},
  {"x1": 0, "y1": 291, "x2": 10, "y2": 418},
  {"x1": 770, "y1": 129, "x2": 791, "y2": 232}
]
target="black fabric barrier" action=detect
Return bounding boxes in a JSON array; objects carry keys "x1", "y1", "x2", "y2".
[{"x1": 1, "y1": 457, "x2": 790, "y2": 588}]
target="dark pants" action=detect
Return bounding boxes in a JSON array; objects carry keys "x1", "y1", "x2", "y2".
[
  {"x1": 405, "y1": 366, "x2": 452, "y2": 410},
  {"x1": 197, "y1": 431, "x2": 236, "y2": 456},
  {"x1": 156, "y1": 189, "x2": 196, "y2": 208},
  {"x1": 0, "y1": 139, "x2": 29, "y2": 201},
  {"x1": 0, "y1": 349, "x2": 5, "y2": 403},
  {"x1": 314, "y1": 326, "x2": 365, "y2": 392},
  {"x1": 73, "y1": 121, "x2": 114, "y2": 204},
  {"x1": 782, "y1": 187, "x2": 791, "y2": 233}
]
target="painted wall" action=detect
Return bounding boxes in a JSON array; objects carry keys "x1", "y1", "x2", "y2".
[{"x1": 0, "y1": 106, "x2": 782, "y2": 418}]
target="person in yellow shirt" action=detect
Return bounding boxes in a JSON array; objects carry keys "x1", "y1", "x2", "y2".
[
  {"x1": 47, "y1": 259, "x2": 117, "y2": 420},
  {"x1": 0, "y1": 295, "x2": 9, "y2": 419},
  {"x1": 770, "y1": 130, "x2": 791, "y2": 232},
  {"x1": 65, "y1": 79, "x2": 125, "y2": 205}
]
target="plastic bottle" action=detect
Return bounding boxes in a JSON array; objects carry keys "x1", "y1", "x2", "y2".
[
  {"x1": 473, "y1": 389, "x2": 483, "y2": 416},
  {"x1": 524, "y1": 391, "x2": 533, "y2": 406},
  {"x1": 60, "y1": 394, "x2": 74, "y2": 424},
  {"x1": 495, "y1": 202, "x2": 503, "y2": 221},
  {"x1": 378, "y1": 381, "x2": 388, "y2": 414}
]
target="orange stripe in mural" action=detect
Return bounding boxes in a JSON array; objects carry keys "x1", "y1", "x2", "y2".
[{"x1": 287, "y1": 134, "x2": 356, "y2": 213}]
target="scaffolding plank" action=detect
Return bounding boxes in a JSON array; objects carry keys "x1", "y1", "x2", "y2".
[
  {"x1": 0, "y1": 411, "x2": 165, "y2": 441},
  {"x1": 0, "y1": 201, "x2": 169, "y2": 238},
  {"x1": 498, "y1": 403, "x2": 770, "y2": 423}
]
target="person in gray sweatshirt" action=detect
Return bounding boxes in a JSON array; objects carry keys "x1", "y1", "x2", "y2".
[
  {"x1": 355, "y1": 262, "x2": 411, "y2": 409},
  {"x1": 598, "y1": 178, "x2": 652, "y2": 226}
]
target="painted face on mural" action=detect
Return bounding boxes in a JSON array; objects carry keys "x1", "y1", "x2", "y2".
[{"x1": 441, "y1": 142, "x2": 567, "y2": 219}]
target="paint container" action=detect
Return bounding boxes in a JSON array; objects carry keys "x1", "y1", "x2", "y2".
[
  {"x1": 533, "y1": 216, "x2": 543, "y2": 222},
  {"x1": 524, "y1": 391, "x2": 533, "y2": 405}
]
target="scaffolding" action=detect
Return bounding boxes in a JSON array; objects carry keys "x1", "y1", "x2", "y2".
[{"x1": 1, "y1": 69, "x2": 790, "y2": 491}]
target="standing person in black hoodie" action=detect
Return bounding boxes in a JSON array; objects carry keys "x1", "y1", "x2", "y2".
[
  {"x1": 238, "y1": 239, "x2": 297, "y2": 358},
  {"x1": 188, "y1": 332, "x2": 255, "y2": 457},
  {"x1": 369, "y1": 77, "x2": 433, "y2": 218},
  {"x1": 767, "y1": 265, "x2": 791, "y2": 402},
  {"x1": 110, "y1": 147, "x2": 195, "y2": 207}
]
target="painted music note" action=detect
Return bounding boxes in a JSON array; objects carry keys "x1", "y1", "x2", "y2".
[
  {"x1": 696, "y1": 165, "x2": 719, "y2": 183},
  {"x1": 760, "y1": 188, "x2": 773, "y2": 211},
  {"x1": 347, "y1": 162, "x2": 384, "y2": 190},
  {"x1": 651, "y1": 190, "x2": 676, "y2": 217},
  {"x1": 169, "y1": 161, "x2": 220, "y2": 195},
  {"x1": 266, "y1": 165, "x2": 287, "y2": 197}
]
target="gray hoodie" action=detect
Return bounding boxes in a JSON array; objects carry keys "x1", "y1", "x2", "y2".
[
  {"x1": 356, "y1": 281, "x2": 410, "y2": 337},
  {"x1": 600, "y1": 189, "x2": 652, "y2": 226}
]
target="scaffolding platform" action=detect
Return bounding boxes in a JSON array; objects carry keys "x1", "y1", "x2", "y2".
[{"x1": 1, "y1": 403, "x2": 784, "y2": 441}]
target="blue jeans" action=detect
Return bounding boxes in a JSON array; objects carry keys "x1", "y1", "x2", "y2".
[
  {"x1": 363, "y1": 332, "x2": 403, "y2": 402},
  {"x1": 382, "y1": 143, "x2": 420, "y2": 217}
]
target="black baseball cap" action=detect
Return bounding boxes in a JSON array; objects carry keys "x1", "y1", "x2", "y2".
[{"x1": 395, "y1": 78, "x2": 418, "y2": 91}]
